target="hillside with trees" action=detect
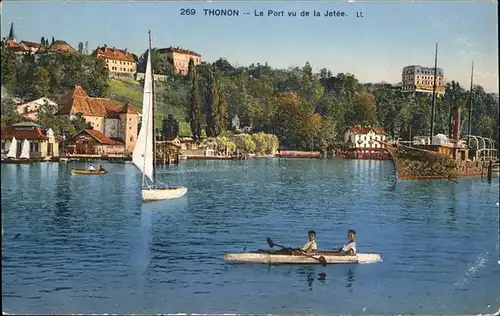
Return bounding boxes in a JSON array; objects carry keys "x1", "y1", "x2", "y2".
[{"x1": 1, "y1": 38, "x2": 498, "y2": 152}]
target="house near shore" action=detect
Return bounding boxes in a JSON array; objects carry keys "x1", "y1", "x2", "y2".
[
  {"x1": 342, "y1": 125, "x2": 390, "y2": 160},
  {"x1": 164, "y1": 136, "x2": 199, "y2": 151},
  {"x1": 55, "y1": 85, "x2": 139, "y2": 154},
  {"x1": 1, "y1": 122, "x2": 62, "y2": 158},
  {"x1": 66, "y1": 129, "x2": 125, "y2": 156}
]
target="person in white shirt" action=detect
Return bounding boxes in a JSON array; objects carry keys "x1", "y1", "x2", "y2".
[
  {"x1": 335, "y1": 229, "x2": 356, "y2": 255},
  {"x1": 88, "y1": 165, "x2": 96, "y2": 171},
  {"x1": 300, "y1": 230, "x2": 318, "y2": 254}
]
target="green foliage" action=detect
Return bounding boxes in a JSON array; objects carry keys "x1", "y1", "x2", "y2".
[
  {"x1": 109, "y1": 79, "x2": 143, "y2": 105},
  {"x1": 204, "y1": 67, "x2": 228, "y2": 137},
  {"x1": 187, "y1": 58, "x2": 202, "y2": 139},
  {"x1": 1, "y1": 43, "x2": 109, "y2": 100},
  {"x1": 0, "y1": 91, "x2": 22, "y2": 125},
  {"x1": 162, "y1": 114, "x2": 180, "y2": 138},
  {"x1": 6, "y1": 34, "x2": 492, "y2": 150}
]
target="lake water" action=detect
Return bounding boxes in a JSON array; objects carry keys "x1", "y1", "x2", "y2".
[{"x1": 1, "y1": 159, "x2": 499, "y2": 314}]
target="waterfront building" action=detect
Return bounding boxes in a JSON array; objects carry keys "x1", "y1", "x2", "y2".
[
  {"x1": 342, "y1": 126, "x2": 390, "y2": 160},
  {"x1": 157, "y1": 46, "x2": 201, "y2": 75},
  {"x1": 401, "y1": 65, "x2": 445, "y2": 95},
  {"x1": 55, "y1": 85, "x2": 139, "y2": 153},
  {"x1": 95, "y1": 45, "x2": 137, "y2": 79},
  {"x1": 67, "y1": 129, "x2": 125, "y2": 155},
  {"x1": 1, "y1": 122, "x2": 62, "y2": 158}
]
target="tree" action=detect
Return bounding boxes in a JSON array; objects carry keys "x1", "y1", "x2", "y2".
[
  {"x1": 349, "y1": 92, "x2": 378, "y2": 126},
  {"x1": 1, "y1": 45, "x2": 19, "y2": 91},
  {"x1": 30, "y1": 67, "x2": 51, "y2": 98},
  {"x1": 187, "y1": 58, "x2": 202, "y2": 139},
  {"x1": 161, "y1": 114, "x2": 179, "y2": 138},
  {"x1": 77, "y1": 42, "x2": 84, "y2": 54},
  {"x1": 205, "y1": 67, "x2": 227, "y2": 137},
  {"x1": 73, "y1": 112, "x2": 92, "y2": 131}
]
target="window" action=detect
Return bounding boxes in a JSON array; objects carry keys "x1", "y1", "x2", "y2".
[{"x1": 130, "y1": 136, "x2": 134, "y2": 142}]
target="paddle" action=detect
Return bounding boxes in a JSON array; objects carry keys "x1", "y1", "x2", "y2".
[{"x1": 266, "y1": 237, "x2": 327, "y2": 264}]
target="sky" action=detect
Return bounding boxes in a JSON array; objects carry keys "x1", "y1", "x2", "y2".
[{"x1": 1, "y1": 1, "x2": 498, "y2": 93}]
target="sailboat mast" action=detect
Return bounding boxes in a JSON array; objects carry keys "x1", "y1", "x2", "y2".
[
  {"x1": 429, "y1": 42, "x2": 438, "y2": 143},
  {"x1": 149, "y1": 30, "x2": 157, "y2": 184},
  {"x1": 467, "y1": 61, "x2": 474, "y2": 148}
]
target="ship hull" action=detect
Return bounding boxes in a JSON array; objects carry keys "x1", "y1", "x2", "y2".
[{"x1": 387, "y1": 143, "x2": 496, "y2": 180}]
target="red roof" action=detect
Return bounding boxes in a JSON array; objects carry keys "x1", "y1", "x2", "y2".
[
  {"x1": 56, "y1": 85, "x2": 138, "y2": 118},
  {"x1": 1, "y1": 125, "x2": 48, "y2": 140},
  {"x1": 96, "y1": 46, "x2": 136, "y2": 62},
  {"x1": 75, "y1": 129, "x2": 120, "y2": 145},
  {"x1": 345, "y1": 126, "x2": 387, "y2": 136},
  {"x1": 20, "y1": 41, "x2": 42, "y2": 49},
  {"x1": 157, "y1": 46, "x2": 201, "y2": 57},
  {"x1": 47, "y1": 40, "x2": 77, "y2": 54}
]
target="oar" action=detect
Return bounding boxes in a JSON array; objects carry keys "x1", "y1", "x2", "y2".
[{"x1": 266, "y1": 237, "x2": 327, "y2": 264}]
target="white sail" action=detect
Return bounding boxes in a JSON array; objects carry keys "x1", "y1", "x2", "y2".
[
  {"x1": 132, "y1": 44, "x2": 155, "y2": 184},
  {"x1": 6, "y1": 137, "x2": 17, "y2": 158},
  {"x1": 20, "y1": 139, "x2": 30, "y2": 159}
]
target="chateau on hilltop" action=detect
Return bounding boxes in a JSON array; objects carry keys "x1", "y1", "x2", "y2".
[
  {"x1": 401, "y1": 65, "x2": 445, "y2": 95},
  {"x1": 157, "y1": 46, "x2": 201, "y2": 75},
  {"x1": 95, "y1": 45, "x2": 137, "y2": 79}
]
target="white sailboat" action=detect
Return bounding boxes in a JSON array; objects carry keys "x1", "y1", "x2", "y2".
[
  {"x1": 132, "y1": 31, "x2": 187, "y2": 202},
  {"x1": 19, "y1": 139, "x2": 30, "y2": 160},
  {"x1": 6, "y1": 136, "x2": 17, "y2": 159}
]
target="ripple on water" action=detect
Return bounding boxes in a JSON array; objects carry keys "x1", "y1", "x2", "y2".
[{"x1": 1, "y1": 160, "x2": 499, "y2": 315}]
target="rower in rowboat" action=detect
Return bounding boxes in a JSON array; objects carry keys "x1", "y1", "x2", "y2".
[
  {"x1": 333, "y1": 229, "x2": 356, "y2": 255},
  {"x1": 275, "y1": 230, "x2": 318, "y2": 255}
]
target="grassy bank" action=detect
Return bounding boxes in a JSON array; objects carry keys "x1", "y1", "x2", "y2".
[{"x1": 108, "y1": 78, "x2": 192, "y2": 135}]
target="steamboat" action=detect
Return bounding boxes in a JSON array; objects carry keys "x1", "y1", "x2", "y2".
[{"x1": 386, "y1": 44, "x2": 498, "y2": 180}]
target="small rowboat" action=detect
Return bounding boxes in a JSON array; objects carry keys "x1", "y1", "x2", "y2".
[
  {"x1": 224, "y1": 250, "x2": 382, "y2": 264},
  {"x1": 71, "y1": 169, "x2": 108, "y2": 175}
]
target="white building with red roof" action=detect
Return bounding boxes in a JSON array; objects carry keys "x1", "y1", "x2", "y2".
[
  {"x1": 95, "y1": 45, "x2": 137, "y2": 79},
  {"x1": 1, "y1": 122, "x2": 62, "y2": 158},
  {"x1": 342, "y1": 125, "x2": 390, "y2": 160}
]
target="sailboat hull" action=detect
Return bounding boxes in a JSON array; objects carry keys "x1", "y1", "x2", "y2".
[
  {"x1": 1, "y1": 158, "x2": 32, "y2": 164},
  {"x1": 142, "y1": 186, "x2": 187, "y2": 201}
]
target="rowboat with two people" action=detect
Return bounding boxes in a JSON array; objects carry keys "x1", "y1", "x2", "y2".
[
  {"x1": 71, "y1": 164, "x2": 108, "y2": 175},
  {"x1": 224, "y1": 229, "x2": 382, "y2": 265}
]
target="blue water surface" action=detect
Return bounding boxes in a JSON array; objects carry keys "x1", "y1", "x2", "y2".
[{"x1": 1, "y1": 159, "x2": 499, "y2": 314}]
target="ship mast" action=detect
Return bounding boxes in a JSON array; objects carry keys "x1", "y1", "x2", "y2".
[
  {"x1": 149, "y1": 30, "x2": 157, "y2": 184},
  {"x1": 467, "y1": 61, "x2": 474, "y2": 149},
  {"x1": 429, "y1": 43, "x2": 438, "y2": 143}
]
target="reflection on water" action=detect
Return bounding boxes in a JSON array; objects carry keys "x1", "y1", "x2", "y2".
[
  {"x1": 296, "y1": 266, "x2": 328, "y2": 291},
  {"x1": 345, "y1": 268, "x2": 355, "y2": 292},
  {"x1": 1, "y1": 160, "x2": 499, "y2": 315}
]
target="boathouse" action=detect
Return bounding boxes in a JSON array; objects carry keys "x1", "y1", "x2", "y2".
[
  {"x1": 1, "y1": 122, "x2": 62, "y2": 158},
  {"x1": 66, "y1": 129, "x2": 124, "y2": 155},
  {"x1": 342, "y1": 126, "x2": 390, "y2": 160}
]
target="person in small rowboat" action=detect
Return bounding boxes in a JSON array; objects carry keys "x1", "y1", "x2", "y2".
[
  {"x1": 334, "y1": 229, "x2": 356, "y2": 255},
  {"x1": 276, "y1": 230, "x2": 318, "y2": 255},
  {"x1": 99, "y1": 165, "x2": 105, "y2": 171},
  {"x1": 299, "y1": 230, "x2": 318, "y2": 254}
]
